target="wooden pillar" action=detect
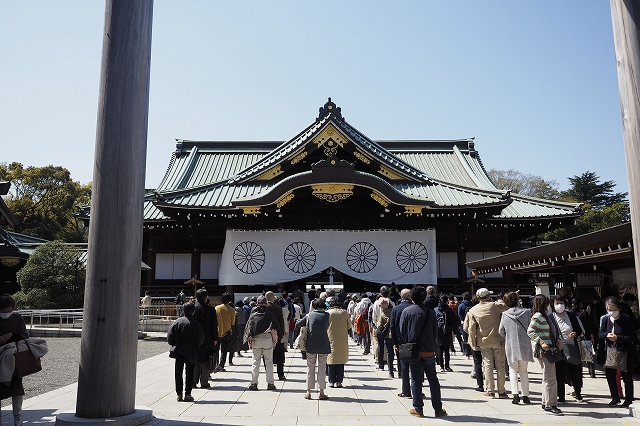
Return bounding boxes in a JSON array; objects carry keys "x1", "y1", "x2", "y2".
[
  {"x1": 611, "y1": 0, "x2": 640, "y2": 303},
  {"x1": 76, "y1": 0, "x2": 153, "y2": 418}
]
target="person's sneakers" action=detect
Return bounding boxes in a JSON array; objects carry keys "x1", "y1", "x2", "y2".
[
  {"x1": 512, "y1": 394, "x2": 520, "y2": 404},
  {"x1": 267, "y1": 383, "x2": 276, "y2": 391},
  {"x1": 556, "y1": 398, "x2": 566, "y2": 405},
  {"x1": 575, "y1": 394, "x2": 584, "y2": 403},
  {"x1": 484, "y1": 392, "x2": 496, "y2": 398},
  {"x1": 498, "y1": 392, "x2": 509, "y2": 399},
  {"x1": 522, "y1": 396, "x2": 531, "y2": 404},
  {"x1": 176, "y1": 394, "x2": 183, "y2": 402},
  {"x1": 329, "y1": 383, "x2": 336, "y2": 388},
  {"x1": 445, "y1": 366, "x2": 453, "y2": 372},
  {"x1": 409, "y1": 408, "x2": 424, "y2": 417},
  {"x1": 470, "y1": 371, "x2": 476, "y2": 379},
  {"x1": 183, "y1": 395, "x2": 194, "y2": 402},
  {"x1": 621, "y1": 400, "x2": 633, "y2": 408},
  {"x1": 474, "y1": 386, "x2": 484, "y2": 392},
  {"x1": 304, "y1": 392, "x2": 311, "y2": 400},
  {"x1": 544, "y1": 406, "x2": 563, "y2": 416},
  {"x1": 398, "y1": 392, "x2": 412, "y2": 398},
  {"x1": 435, "y1": 409, "x2": 447, "y2": 417},
  {"x1": 318, "y1": 393, "x2": 329, "y2": 400},
  {"x1": 336, "y1": 383, "x2": 343, "y2": 388},
  {"x1": 249, "y1": 383, "x2": 258, "y2": 391},
  {"x1": 440, "y1": 366, "x2": 446, "y2": 372},
  {"x1": 609, "y1": 398, "x2": 621, "y2": 406},
  {"x1": 278, "y1": 376, "x2": 286, "y2": 381}
]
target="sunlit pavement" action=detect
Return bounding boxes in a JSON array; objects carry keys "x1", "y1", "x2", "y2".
[{"x1": 8, "y1": 337, "x2": 639, "y2": 425}]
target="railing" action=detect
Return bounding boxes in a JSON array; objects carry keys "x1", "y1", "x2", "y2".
[
  {"x1": 17, "y1": 307, "x2": 179, "y2": 334},
  {"x1": 17, "y1": 309, "x2": 84, "y2": 332}
]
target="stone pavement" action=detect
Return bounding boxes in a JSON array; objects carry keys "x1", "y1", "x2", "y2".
[{"x1": 5, "y1": 338, "x2": 639, "y2": 426}]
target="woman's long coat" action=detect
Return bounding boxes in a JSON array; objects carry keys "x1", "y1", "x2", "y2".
[{"x1": 327, "y1": 307, "x2": 351, "y2": 365}]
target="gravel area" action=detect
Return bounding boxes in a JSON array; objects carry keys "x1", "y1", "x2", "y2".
[{"x1": 2, "y1": 336, "x2": 167, "y2": 407}]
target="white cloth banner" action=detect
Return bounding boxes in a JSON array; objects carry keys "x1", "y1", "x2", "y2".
[{"x1": 218, "y1": 229, "x2": 436, "y2": 286}]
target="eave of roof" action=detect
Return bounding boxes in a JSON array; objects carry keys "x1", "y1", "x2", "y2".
[{"x1": 467, "y1": 222, "x2": 632, "y2": 274}]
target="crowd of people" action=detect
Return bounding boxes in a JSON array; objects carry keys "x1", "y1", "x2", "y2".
[{"x1": 167, "y1": 284, "x2": 639, "y2": 418}]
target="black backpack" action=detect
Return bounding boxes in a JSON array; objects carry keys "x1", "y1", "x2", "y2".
[{"x1": 436, "y1": 308, "x2": 450, "y2": 336}]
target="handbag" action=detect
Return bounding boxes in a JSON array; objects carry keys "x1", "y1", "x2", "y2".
[
  {"x1": 604, "y1": 344, "x2": 627, "y2": 372},
  {"x1": 544, "y1": 343, "x2": 564, "y2": 363},
  {"x1": 13, "y1": 340, "x2": 42, "y2": 378},
  {"x1": 578, "y1": 338, "x2": 594, "y2": 363},
  {"x1": 561, "y1": 341, "x2": 582, "y2": 365},
  {"x1": 269, "y1": 328, "x2": 278, "y2": 349},
  {"x1": 294, "y1": 317, "x2": 308, "y2": 351},
  {"x1": 397, "y1": 310, "x2": 428, "y2": 361}
]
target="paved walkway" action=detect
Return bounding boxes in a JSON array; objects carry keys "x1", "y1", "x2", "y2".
[{"x1": 7, "y1": 338, "x2": 639, "y2": 426}]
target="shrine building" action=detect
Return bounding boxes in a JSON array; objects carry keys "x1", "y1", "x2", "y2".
[{"x1": 94, "y1": 99, "x2": 581, "y2": 297}]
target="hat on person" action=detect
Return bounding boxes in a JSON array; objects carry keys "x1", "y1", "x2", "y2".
[
  {"x1": 257, "y1": 296, "x2": 267, "y2": 306},
  {"x1": 476, "y1": 288, "x2": 493, "y2": 299},
  {"x1": 243, "y1": 297, "x2": 250, "y2": 304},
  {"x1": 326, "y1": 296, "x2": 336, "y2": 305}
]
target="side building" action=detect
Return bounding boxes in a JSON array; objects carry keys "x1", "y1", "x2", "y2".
[{"x1": 80, "y1": 99, "x2": 581, "y2": 297}]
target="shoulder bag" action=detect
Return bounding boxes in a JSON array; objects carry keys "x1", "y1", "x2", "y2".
[
  {"x1": 13, "y1": 339, "x2": 42, "y2": 378},
  {"x1": 543, "y1": 316, "x2": 564, "y2": 364},
  {"x1": 604, "y1": 343, "x2": 628, "y2": 372},
  {"x1": 398, "y1": 310, "x2": 428, "y2": 361}
]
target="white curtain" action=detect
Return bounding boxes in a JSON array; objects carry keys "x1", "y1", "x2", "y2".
[{"x1": 218, "y1": 229, "x2": 436, "y2": 286}]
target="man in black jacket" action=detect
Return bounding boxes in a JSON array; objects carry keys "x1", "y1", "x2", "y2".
[
  {"x1": 193, "y1": 289, "x2": 218, "y2": 389},
  {"x1": 399, "y1": 286, "x2": 447, "y2": 418},
  {"x1": 390, "y1": 288, "x2": 413, "y2": 397}
]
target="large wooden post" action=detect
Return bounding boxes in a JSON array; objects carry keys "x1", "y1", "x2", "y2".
[
  {"x1": 76, "y1": 0, "x2": 153, "y2": 418},
  {"x1": 611, "y1": 1, "x2": 640, "y2": 306}
]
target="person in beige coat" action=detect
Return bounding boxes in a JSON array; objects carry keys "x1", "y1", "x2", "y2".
[
  {"x1": 466, "y1": 288, "x2": 509, "y2": 399},
  {"x1": 326, "y1": 297, "x2": 351, "y2": 387}
]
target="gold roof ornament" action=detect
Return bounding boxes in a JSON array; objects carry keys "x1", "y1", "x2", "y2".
[{"x1": 312, "y1": 184, "x2": 354, "y2": 203}]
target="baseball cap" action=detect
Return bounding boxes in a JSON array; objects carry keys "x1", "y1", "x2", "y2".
[{"x1": 476, "y1": 288, "x2": 493, "y2": 299}]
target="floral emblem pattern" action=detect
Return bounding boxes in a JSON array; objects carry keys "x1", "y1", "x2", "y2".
[
  {"x1": 396, "y1": 241, "x2": 429, "y2": 273},
  {"x1": 233, "y1": 241, "x2": 266, "y2": 274},
  {"x1": 284, "y1": 242, "x2": 316, "y2": 274},
  {"x1": 346, "y1": 242, "x2": 378, "y2": 274}
]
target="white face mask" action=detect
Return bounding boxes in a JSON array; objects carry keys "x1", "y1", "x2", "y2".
[
  {"x1": 554, "y1": 304, "x2": 565, "y2": 314},
  {"x1": 608, "y1": 310, "x2": 620, "y2": 319},
  {"x1": 0, "y1": 312, "x2": 12, "y2": 320}
]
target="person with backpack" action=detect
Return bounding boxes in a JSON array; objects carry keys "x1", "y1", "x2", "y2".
[
  {"x1": 355, "y1": 293, "x2": 372, "y2": 355},
  {"x1": 375, "y1": 298, "x2": 395, "y2": 377},
  {"x1": 435, "y1": 295, "x2": 458, "y2": 372}
]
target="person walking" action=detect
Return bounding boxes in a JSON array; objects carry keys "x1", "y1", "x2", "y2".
[
  {"x1": 466, "y1": 288, "x2": 509, "y2": 398},
  {"x1": 527, "y1": 295, "x2": 563, "y2": 416},
  {"x1": 399, "y1": 286, "x2": 447, "y2": 418},
  {"x1": 355, "y1": 293, "x2": 373, "y2": 354},
  {"x1": 234, "y1": 300, "x2": 248, "y2": 358},
  {"x1": 572, "y1": 298, "x2": 597, "y2": 378},
  {"x1": 296, "y1": 298, "x2": 331, "y2": 400},
  {"x1": 375, "y1": 298, "x2": 395, "y2": 377},
  {"x1": 214, "y1": 292, "x2": 236, "y2": 373},
  {"x1": 598, "y1": 297, "x2": 636, "y2": 408},
  {"x1": 390, "y1": 288, "x2": 413, "y2": 398},
  {"x1": 326, "y1": 296, "x2": 351, "y2": 388},
  {"x1": 498, "y1": 292, "x2": 533, "y2": 404},
  {"x1": 434, "y1": 295, "x2": 457, "y2": 372},
  {"x1": 192, "y1": 289, "x2": 218, "y2": 389},
  {"x1": 244, "y1": 296, "x2": 280, "y2": 391},
  {"x1": 549, "y1": 295, "x2": 584, "y2": 404},
  {"x1": 167, "y1": 302, "x2": 205, "y2": 402},
  {"x1": 265, "y1": 291, "x2": 287, "y2": 381}
]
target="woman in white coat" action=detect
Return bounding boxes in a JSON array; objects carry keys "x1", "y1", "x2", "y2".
[{"x1": 498, "y1": 292, "x2": 533, "y2": 404}]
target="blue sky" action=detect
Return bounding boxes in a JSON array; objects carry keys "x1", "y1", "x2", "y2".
[{"x1": 1, "y1": 1, "x2": 628, "y2": 194}]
